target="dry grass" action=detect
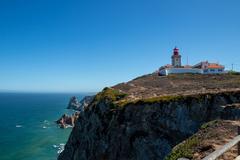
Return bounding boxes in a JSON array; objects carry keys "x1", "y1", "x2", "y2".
[{"x1": 113, "y1": 73, "x2": 240, "y2": 101}]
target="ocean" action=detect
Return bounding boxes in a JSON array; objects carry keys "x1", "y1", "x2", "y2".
[{"x1": 0, "y1": 93, "x2": 87, "y2": 160}]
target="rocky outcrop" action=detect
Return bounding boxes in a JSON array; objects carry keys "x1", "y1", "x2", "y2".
[
  {"x1": 67, "y1": 97, "x2": 81, "y2": 110},
  {"x1": 58, "y1": 90, "x2": 240, "y2": 160},
  {"x1": 67, "y1": 96, "x2": 94, "y2": 111},
  {"x1": 57, "y1": 96, "x2": 94, "y2": 129},
  {"x1": 56, "y1": 112, "x2": 80, "y2": 129}
]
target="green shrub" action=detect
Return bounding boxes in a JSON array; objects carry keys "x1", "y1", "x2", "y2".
[
  {"x1": 228, "y1": 71, "x2": 240, "y2": 75},
  {"x1": 94, "y1": 87, "x2": 127, "y2": 102},
  {"x1": 165, "y1": 136, "x2": 199, "y2": 160},
  {"x1": 200, "y1": 120, "x2": 218, "y2": 129}
]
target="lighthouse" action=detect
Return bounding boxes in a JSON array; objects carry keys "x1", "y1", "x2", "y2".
[
  {"x1": 171, "y1": 47, "x2": 182, "y2": 67},
  {"x1": 159, "y1": 47, "x2": 225, "y2": 76}
]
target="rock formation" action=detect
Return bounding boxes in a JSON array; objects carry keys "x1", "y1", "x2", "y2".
[
  {"x1": 57, "y1": 96, "x2": 94, "y2": 129},
  {"x1": 58, "y1": 74, "x2": 240, "y2": 160},
  {"x1": 67, "y1": 96, "x2": 94, "y2": 111},
  {"x1": 67, "y1": 97, "x2": 81, "y2": 110},
  {"x1": 56, "y1": 112, "x2": 80, "y2": 129}
]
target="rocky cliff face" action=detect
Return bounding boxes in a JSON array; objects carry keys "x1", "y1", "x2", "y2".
[{"x1": 58, "y1": 89, "x2": 240, "y2": 160}]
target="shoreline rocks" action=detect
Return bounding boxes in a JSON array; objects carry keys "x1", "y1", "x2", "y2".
[
  {"x1": 56, "y1": 112, "x2": 80, "y2": 129},
  {"x1": 56, "y1": 95, "x2": 95, "y2": 129}
]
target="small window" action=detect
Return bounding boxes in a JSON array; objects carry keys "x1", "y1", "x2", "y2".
[
  {"x1": 210, "y1": 69, "x2": 215, "y2": 72},
  {"x1": 218, "y1": 69, "x2": 223, "y2": 72}
]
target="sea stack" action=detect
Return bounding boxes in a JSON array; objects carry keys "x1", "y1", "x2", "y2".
[
  {"x1": 56, "y1": 112, "x2": 80, "y2": 129},
  {"x1": 67, "y1": 96, "x2": 81, "y2": 110},
  {"x1": 67, "y1": 96, "x2": 94, "y2": 111}
]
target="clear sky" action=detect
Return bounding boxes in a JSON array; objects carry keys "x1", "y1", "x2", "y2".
[{"x1": 0, "y1": 0, "x2": 240, "y2": 93}]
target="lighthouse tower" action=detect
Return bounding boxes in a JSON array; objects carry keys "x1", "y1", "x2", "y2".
[{"x1": 171, "y1": 47, "x2": 182, "y2": 67}]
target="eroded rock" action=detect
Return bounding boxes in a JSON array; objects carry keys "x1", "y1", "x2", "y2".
[
  {"x1": 56, "y1": 112, "x2": 80, "y2": 129},
  {"x1": 67, "y1": 96, "x2": 94, "y2": 111}
]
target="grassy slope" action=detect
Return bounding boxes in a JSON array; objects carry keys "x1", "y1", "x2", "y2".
[{"x1": 165, "y1": 120, "x2": 240, "y2": 160}]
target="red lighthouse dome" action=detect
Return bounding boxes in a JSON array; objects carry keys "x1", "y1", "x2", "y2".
[{"x1": 173, "y1": 47, "x2": 179, "y2": 55}]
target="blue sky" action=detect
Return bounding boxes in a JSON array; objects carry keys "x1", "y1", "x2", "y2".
[{"x1": 0, "y1": 0, "x2": 240, "y2": 92}]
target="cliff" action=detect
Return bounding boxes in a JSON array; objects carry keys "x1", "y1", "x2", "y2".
[{"x1": 58, "y1": 74, "x2": 240, "y2": 160}]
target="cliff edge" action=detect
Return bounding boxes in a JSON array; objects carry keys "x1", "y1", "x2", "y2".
[{"x1": 58, "y1": 73, "x2": 240, "y2": 160}]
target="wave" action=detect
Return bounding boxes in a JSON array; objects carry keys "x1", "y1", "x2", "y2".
[
  {"x1": 53, "y1": 143, "x2": 65, "y2": 154},
  {"x1": 16, "y1": 125, "x2": 22, "y2": 128},
  {"x1": 44, "y1": 120, "x2": 50, "y2": 124}
]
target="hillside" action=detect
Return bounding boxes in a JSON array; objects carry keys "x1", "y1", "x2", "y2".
[
  {"x1": 166, "y1": 119, "x2": 240, "y2": 160},
  {"x1": 58, "y1": 73, "x2": 240, "y2": 160},
  {"x1": 113, "y1": 73, "x2": 240, "y2": 100}
]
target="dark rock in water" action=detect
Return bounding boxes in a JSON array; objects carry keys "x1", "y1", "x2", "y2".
[
  {"x1": 56, "y1": 112, "x2": 79, "y2": 129},
  {"x1": 67, "y1": 96, "x2": 94, "y2": 111},
  {"x1": 57, "y1": 96, "x2": 94, "y2": 129}
]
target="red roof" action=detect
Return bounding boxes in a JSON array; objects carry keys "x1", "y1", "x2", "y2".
[{"x1": 207, "y1": 64, "x2": 224, "y2": 69}]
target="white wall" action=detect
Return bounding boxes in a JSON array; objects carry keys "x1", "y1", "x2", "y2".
[
  {"x1": 159, "y1": 68, "x2": 203, "y2": 76},
  {"x1": 159, "y1": 68, "x2": 225, "y2": 76}
]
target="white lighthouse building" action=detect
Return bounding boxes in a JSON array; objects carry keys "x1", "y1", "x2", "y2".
[
  {"x1": 171, "y1": 47, "x2": 181, "y2": 67},
  {"x1": 158, "y1": 47, "x2": 225, "y2": 76}
]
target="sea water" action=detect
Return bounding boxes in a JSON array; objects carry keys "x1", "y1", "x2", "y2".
[{"x1": 0, "y1": 93, "x2": 87, "y2": 160}]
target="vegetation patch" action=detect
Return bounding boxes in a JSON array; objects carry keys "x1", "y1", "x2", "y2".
[
  {"x1": 94, "y1": 87, "x2": 127, "y2": 103},
  {"x1": 200, "y1": 120, "x2": 219, "y2": 130},
  {"x1": 117, "y1": 95, "x2": 186, "y2": 107},
  {"x1": 165, "y1": 120, "x2": 229, "y2": 160},
  {"x1": 118, "y1": 90, "x2": 240, "y2": 107},
  {"x1": 227, "y1": 71, "x2": 240, "y2": 75},
  {"x1": 118, "y1": 93, "x2": 209, "y2": 107},
  {"x1": 165, "y1": 135, "x2": 200, "y2": 160}
]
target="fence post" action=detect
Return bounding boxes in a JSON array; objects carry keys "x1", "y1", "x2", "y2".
[{"x1": 238, "y1": 126, "x2": 240, "y2": 155}]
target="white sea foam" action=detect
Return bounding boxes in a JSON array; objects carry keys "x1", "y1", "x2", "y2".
[
  {"x1": 65, "y1": 125, "x2": 73, "y2": 128},
  {"x1": 53, "y1": 143, "x2": 65, "y2": 154},
  {"x1": 42, "y1": 119, "x2": 51, "y2": 129},
  {"x1": 16, "y1": 125, "x2": 22, "y2": 128},
  {"x1": 53, "y1": 145, "x2": 58, "y2": 148},
  {"x1": 44, "y1": 120, "x2": 50, "y2": 125}
]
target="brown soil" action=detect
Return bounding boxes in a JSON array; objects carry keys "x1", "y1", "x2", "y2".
[{"x1": 192, "y1": 120, "x2": 240, "y2": 160}]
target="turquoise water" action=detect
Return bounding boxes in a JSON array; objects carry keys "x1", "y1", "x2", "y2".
[{"x1": 0, "y1": 93, "x2": 86, "y2": 160}]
